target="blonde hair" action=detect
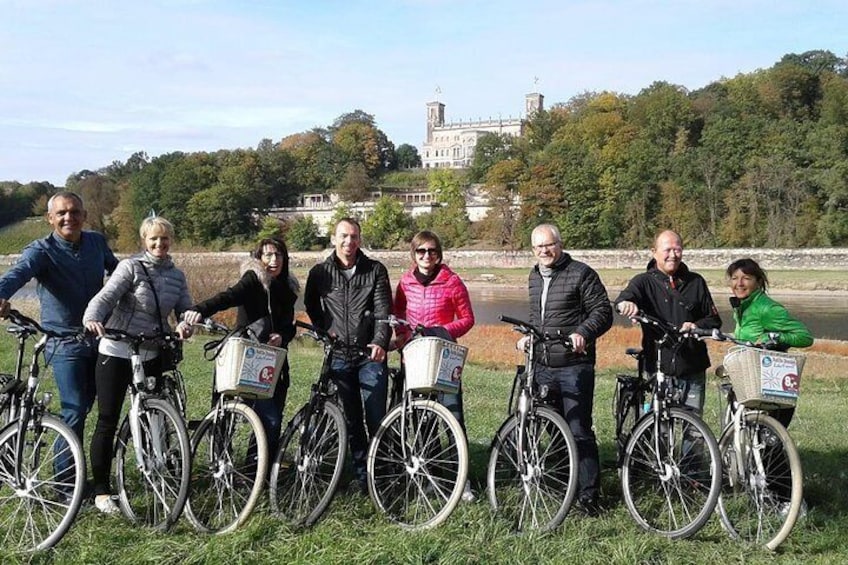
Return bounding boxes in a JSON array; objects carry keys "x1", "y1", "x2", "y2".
[{"x1": 139, "y1": 216, "x2": 175, "y2": 240}]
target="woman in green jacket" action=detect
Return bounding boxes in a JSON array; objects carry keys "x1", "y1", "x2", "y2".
[{"x1": 726, "y1": 257, "x2": 813, "y2": 427}]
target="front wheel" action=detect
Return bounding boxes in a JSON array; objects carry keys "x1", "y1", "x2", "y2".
[
  {"x1": 717, "y1": 412, "x2": 803, "y2": 550},
  {"x1": 115, "y1": 398, "x2": 192, "y2": 531},
  {"x1": 367, "y1": 399, "x2": 468, "y2": 530},
  {"x1": 185, "y1": 401, "x2": 268, "y2": 534},
  {"x1": 486, "y1": 407, "x2": 578, "y2": 532},
  {"x1": 269, "y1": 401, "x2": 347, "y2": 527},
  {"x1": 621, "y1": 407, "x2": 721, "y2": 539},
  {"x1": 0, "y1": 414, "x2": 85, "y2": 552}
]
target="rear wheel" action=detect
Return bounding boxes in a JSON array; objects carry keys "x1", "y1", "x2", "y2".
[
  {"x1": 269, "y1": 401, "x2": 347, "y2": 527},
  {"x1": 0, "y1": 414, "x2": 85, "y2": 552},
  {"x1": 115, "y1": 398, "x2": 191, "y2": 531},
  {"x1": 621, "y1": 408, "x2": 721, "y2": 539},
  {"x1": 185, "y1": 401, "x2": 267, "y2": 534},
  {"x1": 717, "y1": 412, "x2": 803, "y2": 550},
  {"x1": 368, "y1": 400, "x2": 468, "y2": 530},
  {"x1": 486, "y1": 407, "x2": 578, "y2": 532}
]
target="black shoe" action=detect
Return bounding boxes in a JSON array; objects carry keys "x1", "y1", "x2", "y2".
[{"x1": 576, "y1": 496, "x2": 603, "y2": 517}]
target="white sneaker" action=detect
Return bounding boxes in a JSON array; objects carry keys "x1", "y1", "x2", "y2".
[
  {"x1": 461, "y1": 481, "x2": 476, "y2": 503},
  {"x1": 94, "y1": 495, "x2": 121, "y2": 515}
]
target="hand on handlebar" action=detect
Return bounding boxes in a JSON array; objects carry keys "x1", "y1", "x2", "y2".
[
  {"x1": 85, "y1": 320, "x2": 105, "y2": 337},
  {"x1": 569, "y1": 332, "x2": 587, "y2": 354},
  {"x1": 182, "y1": 310, "x2": 203, "y2": 326},
  {"x1": 615, "y1": 300, "x2": 639, "y2": 319}
]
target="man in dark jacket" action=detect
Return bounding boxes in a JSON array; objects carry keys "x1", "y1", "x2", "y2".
[
  {"x1": 304, "y1": 218, "x2": 392, "y2": 492},
  {"x1": 615, "y1": 230, "x2": 722, "y2": 415},
  {"x1": 521, "y1": 223, "x2": 612, "y2": 515}
]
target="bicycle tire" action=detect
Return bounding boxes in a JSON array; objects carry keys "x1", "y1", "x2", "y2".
[
  {"x1": 717, "y1": 411, "x2": 803, "y2": 550},
  {"x1": 185, "y1": 401, "x2": 268, "y2": 534},
  {"x1": 115, "y1": 398, "x2": 192, "y2": 531},
  {"x1": 367, "y1": 399, "x2": 468, "y2": 530},
  {"x1": 0, "y1": 414, "x2": 85, "y2": 552},
  {"x1": 269, "y1": 401, "x2": 347, "y2": 527},
  {"x1": 621, "y1": 407, "x2": 721, "y2": 539},
  {"x1": 486, "y1": 406, "x2": 578, "y2": 532}
]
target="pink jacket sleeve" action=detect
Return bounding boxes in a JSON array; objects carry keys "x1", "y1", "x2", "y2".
[{"x1": 443, "y1": 276, "x2": 474, "y2": 339}]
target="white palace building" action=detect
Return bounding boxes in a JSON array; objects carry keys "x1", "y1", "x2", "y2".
[
  {"x1": 267, "y1": 93, "x2": 540, "y2": 233},
  {"x1": 420, "y1": 92, "x2": 544, "y2": 169}
]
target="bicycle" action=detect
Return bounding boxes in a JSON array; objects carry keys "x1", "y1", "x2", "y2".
[
  {"x1": 614, "y1": 309, "x2": 721, "y2": 539},
  {"x1": 693, "y1": 328, "x2": 804, "y2": 550},
  {"x1": 366, "y1": 315, "x2": 469, "y2": 530},
  {"x1": 98, "y1": 328, "x2": 192, "y2": 531},
  {"x1": 268, "y1": 320, "x2": 349, "y2": 527},
  {"x1": 185, "y1": 319, "x2": 277, "y2": 534},
  {"x1": 0, "y1": 310, "x2": 85, "y2": 552},
  {"x1": 486, "y1": 315, "x2": 578, "y2": 533}
]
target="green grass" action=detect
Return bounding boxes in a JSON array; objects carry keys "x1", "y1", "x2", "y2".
[
  {"x1": 0, "y1": 332, "x2": 846, "y2": 564},
  {"x1": 0, "y1": 217, "x2": 50, "y2": 255}
]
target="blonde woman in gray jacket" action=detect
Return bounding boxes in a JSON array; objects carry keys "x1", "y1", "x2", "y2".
[{"x1": 83, "y1": 216, "x2": 193, "y2": 515}]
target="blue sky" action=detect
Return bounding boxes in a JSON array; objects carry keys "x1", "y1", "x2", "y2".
[{"x1": 0, "y1": 0, "x2": 845, "y2": 186}]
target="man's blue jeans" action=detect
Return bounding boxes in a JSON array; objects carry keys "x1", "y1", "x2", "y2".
[
  {"x1": 46, "y1": 342, "x2": 97, "y2": 483},
  {"x1": 331, "y1": 357, "x2": 387, "y2": 480},
  {"x1": 534, "y1": 362, "x2": 600, "y2": 502}
]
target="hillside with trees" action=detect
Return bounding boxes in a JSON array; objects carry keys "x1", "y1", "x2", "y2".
[{"x1": 2, "y1": 50, "x2": 846, "y2": 251}]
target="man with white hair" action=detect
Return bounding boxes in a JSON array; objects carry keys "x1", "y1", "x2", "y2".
[
  {"x1": 521, "y1": 223, "x2": 613, "y2": 515},
  {"x1": 0, "y1": 191, "x2": 118, "y2": 469}
]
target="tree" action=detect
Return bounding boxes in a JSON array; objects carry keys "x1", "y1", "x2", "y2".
[
  {"x1": 361, "y1": 196, "x2": 413, "y2": 249},
  {"x1": 257, "y1": 215, "x2": 284, "y2": 240},
  {"x1": 395, "y1": 144, "x2": 422, "y2": 169},
  {"x1": 468, "y1": 133, "x2": 514, "y2": 182},
  {"x1": 286, "y1": 216, "x2": 322, "y2": 251},
  {"x1": 334, "y1": 162, "x2": 372, "y2": 203},
  {"x1": 426, "y1": 169, "x2": 470, "y2": 247},
  {"x1": 478, "y1": 160, "x2": 525, "y2": 248}
]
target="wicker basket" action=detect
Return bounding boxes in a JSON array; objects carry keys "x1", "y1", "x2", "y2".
[
  {"x1": 721, "y1": 345, "x2": 805, "y2": 409},
  {"x1": 215, "y1": 337, "x2": 286, "y2": 399},
  {"x1": 403, "y1": 337, "x2": 468, "y2": 394}
]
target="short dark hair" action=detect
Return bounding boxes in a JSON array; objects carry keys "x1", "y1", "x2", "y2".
[
  {"x1": 410, "y1": 230, "x2": 443, "y2": 262},
  {"x1": 334, "y1": 217, "x2": 361, "y2": 234},
  {"x1": 726, "y1": 257, "x2": 769, "y2": 291}
]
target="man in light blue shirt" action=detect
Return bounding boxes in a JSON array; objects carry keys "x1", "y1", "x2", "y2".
[{"x1": 0, "y1": 192, "x2": 118, "y2": 458}]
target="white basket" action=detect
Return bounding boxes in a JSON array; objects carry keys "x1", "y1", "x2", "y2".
[
  {"x1": 215, "y1": 337, "x2": 286, "y2": 399},
  {"x1": 403, "y1": 337, "x2": 468, "y2": 394},
  {"x1": 722, "y1": 345, "x2": 805, "y2": 409}
]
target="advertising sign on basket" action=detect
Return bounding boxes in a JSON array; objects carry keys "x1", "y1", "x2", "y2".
[
  {"x1": 723, "y1": 346, "x2": 805, "y2": 408},
  {"x1": 215, "y1": 337, "x2": 285, "y2": 399},
  {"x1": 404, "y1": 337, "x2": 467, "y2": 394}
]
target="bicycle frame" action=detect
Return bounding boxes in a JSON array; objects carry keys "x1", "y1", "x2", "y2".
[{"x1": 4, "y1": 312, "x2": 71, "y2": 485}]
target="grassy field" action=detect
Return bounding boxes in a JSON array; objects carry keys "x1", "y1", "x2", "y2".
[{"x1": 0, "y1": 325, "x2": 846, "y2": 564}]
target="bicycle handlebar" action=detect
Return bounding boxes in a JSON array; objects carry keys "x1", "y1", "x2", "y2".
[
  {"x1": 690, "y1": 327, "x2": 780, "y2": 349},
  {"x1": 99, "y1": 327, "x2": 180, "y2": 346},
  {"x1": 498, "y1": 314, "x2": 574, "y2": 349},
  {"x1": 5, "y1": 309, "x2": 84, "y2": 340}
]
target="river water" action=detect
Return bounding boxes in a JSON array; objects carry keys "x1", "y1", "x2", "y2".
[
  {"x1": 9, "y1": 283, "x2": 846, "y2": 340},
  {"x1": 464, "y1": 288, "x2": 847, "y2": 340}
]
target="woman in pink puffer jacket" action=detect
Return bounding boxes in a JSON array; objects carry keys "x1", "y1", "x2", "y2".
[{"x1": 393, "y1": 230, "x2": 476, "y2": 501}]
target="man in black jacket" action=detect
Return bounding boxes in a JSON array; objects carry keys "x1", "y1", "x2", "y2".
[
  {"x1": 521, "y1": 223, "x2": 613, "y2": 515},
  {"x1": 615, "y1": 230, "x2": 722, "y2": 415},
  {"x1": 304, "y1": 218, "x2": 392, "y2": 492}
]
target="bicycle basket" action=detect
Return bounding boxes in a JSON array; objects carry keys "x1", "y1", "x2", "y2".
[
  {"x1": 722, "y1": 345, "x2": 806, "y2": 409},
  {"x1": 403, "y1": 337, "x2": 467, "y2": 394},
  {"x1": 215, "y1": 337, "x2": 286, "y2": 399}
]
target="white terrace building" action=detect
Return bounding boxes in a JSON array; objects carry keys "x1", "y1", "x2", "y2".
[
  {"x1": 268, "y1": 185, "x2": 497, "y2": 235},
  {"x1": 421, "y1": 92, "x2": 544, "y2": 169}
]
